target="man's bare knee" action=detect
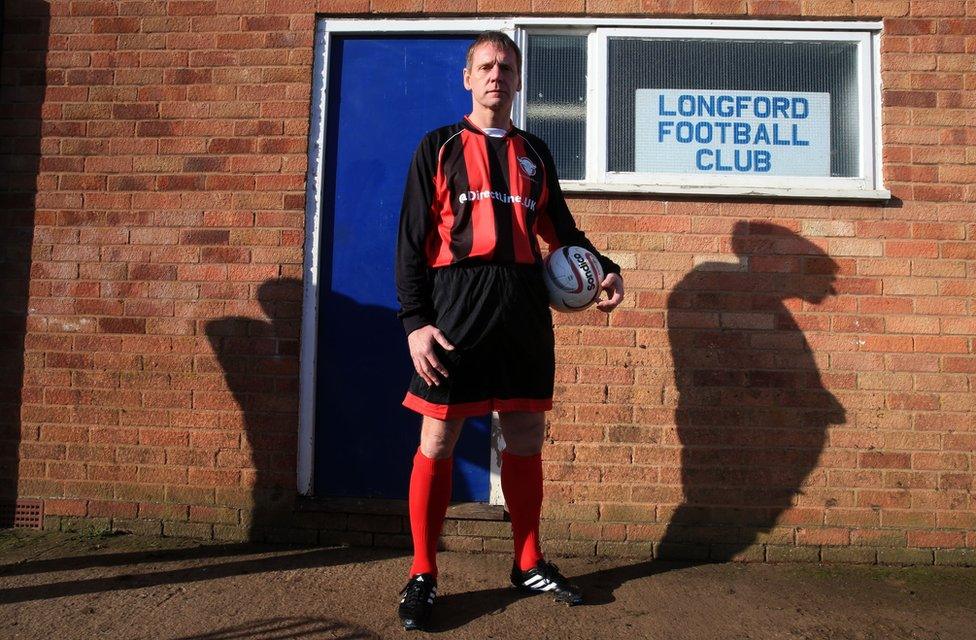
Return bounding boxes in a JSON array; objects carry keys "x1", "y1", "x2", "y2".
[
  {"x1": 419, "y1": 416, "x2": 464, "y2": 459},
  {"x1": 499, "y1": 411, "x2": 546, "y2": 456}
]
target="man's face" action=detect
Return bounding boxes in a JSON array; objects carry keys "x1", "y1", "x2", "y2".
[{"x1": 463, "y1": 42, "x2": 521, "y2": 115}]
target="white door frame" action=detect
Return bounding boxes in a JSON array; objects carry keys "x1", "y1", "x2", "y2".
[{"x1": 298, "y1": 18, "x2": 512, "y2": 502}]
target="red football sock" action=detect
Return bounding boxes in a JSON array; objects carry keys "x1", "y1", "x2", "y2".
[
  {"x1": 408, "y1": 448, "x2": 453, "y2": 577},
  {"x1": 501, "y1": 450, "x2": 544, "y2": 572}
]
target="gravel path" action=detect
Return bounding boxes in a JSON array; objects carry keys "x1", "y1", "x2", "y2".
[{"x1": 2, "y1": 530, "x2": 974, "y2": 640}]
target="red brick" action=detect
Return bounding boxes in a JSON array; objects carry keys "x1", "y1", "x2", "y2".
[
  {"x1": 908, "y1": 531, "x2": 967, "y2": 548},
  {"x1": 797, "y1": 527, "x2": 850, "y2": 546},
  {"x1": 943, "y1": 357, "x2": 976, "y2": 373},
  {"x1": 885, "y1": 240, "x2": 939, "y2": 258},
  {"x1": 91, "y1": 15, "x2": 139, "y2": 34},
  {"x1": 187, "y1": 468, "x2": 240, "y2": 487},
  {"x1": 166, "y1": 0, "x2": 217, "y2": 16},
  {"x1": 207, "y1": 138, "x2": 255, "y2": 154},
  {"x1": 888, "y1": 393, "x2": 940, "y2": 411},
  {"x1": 158, "y1": 175, "x2": 205, "y2": 191},
  {"x1": 46, "y1": 499, "x2": 88, "y2": 516},
  {"x1": 138, "y1": 466, "x2": 188, "y2": 485},
  {"x1": 242, "y1": 15, "x2": 289, "y2": 31},
  {"x1": 860, "y1": 335, "x2": 914, "y2": 352},
  {"x1": 180, "y1": 229, "x2": 230, "y2": 245},
  {"x1": 914, "y1": 336, "x2": 969, "y2": 353},
  {"x1": 860, "y1": 452, "x2": 912, "y2": 469},
  {"x1": 88, "y1": 500, "x2": 138, "y2": 518},
  {"x1": 911, "y1": 0, "x2": 966, "y2": 16},
  {"x1": 856, "y1": 490, "x2": 912, "y2": 509},
  {"x1": 139, "y1": 502, "x2": 189, "y2": 521},
  {"x1": 889, "y1": 18, "x2": 937, "y2": 34},
  {"x1": 98, "y1": 318, "x2": 146, "y2": 334},
  {"x1": 914, "y1": 184, "x2": 964, "y2": 201},
  {"x1": 885, "y1": 90, "x2": 937, "y2": 106},
  {"x1": 189, "y1": 505, "x2": 239, "y2": 525},
  {"x1": 69, "y1": 2, "x2": 118, "y2": 16}
]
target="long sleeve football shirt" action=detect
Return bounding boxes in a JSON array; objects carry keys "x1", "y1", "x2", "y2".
[{"x1": 396, "y1": 117, "x2": 621, "y2": 335}]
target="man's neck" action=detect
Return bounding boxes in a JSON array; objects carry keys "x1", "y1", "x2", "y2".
[{"x1": 467, "y1": 108, "x2": 512, "y2": 132}]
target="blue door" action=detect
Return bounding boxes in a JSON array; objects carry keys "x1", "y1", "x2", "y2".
[{"x1": 315, "y1": 35, "x2": 491, "y2": 501}]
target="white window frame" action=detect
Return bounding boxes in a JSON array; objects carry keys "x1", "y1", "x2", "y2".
[{"x1": 518, "y1": 22, "x2": 887, "y2": 200}]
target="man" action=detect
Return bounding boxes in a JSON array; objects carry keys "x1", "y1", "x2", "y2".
[{"x1": 395, "y1": 31, "x2": 624, "y2": 630}]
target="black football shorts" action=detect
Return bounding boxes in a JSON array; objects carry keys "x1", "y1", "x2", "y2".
[{"x1": 402, "y1": 263, "x2": 555, "y2": 419}]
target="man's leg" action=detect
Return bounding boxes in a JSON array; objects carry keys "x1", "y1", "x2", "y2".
[
  {"x1": 408, "y1": 415, "x2": 463, "y2": 577},
  {"x1": 499, "y1": 410, "x2": 546, "y2": 571},
  {"x1": 500, "y1": 410, "x2": 583, "y2": 605}
]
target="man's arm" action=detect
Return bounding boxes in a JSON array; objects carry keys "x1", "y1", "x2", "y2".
[
  {"x1": 395, "y1": 136, "x2": 438, "y2": 336},
  {"x1": 395, "y1": 133, "x2": 455, "y2": 386},
  {"x1": 530, "y1": 136, "x2": 625, "y2": 312}
]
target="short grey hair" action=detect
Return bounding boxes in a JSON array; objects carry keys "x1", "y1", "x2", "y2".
[{"x1": 465, "y1": 31, "x2": 522, "y2": 71}]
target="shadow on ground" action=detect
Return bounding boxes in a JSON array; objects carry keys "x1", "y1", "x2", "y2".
[
  {"x1": 0, "y1": 540, "x2": 400, "y2": 606},
  {"x1": 171, "y1": 617, "x2": 381, "y2": 640},
  {"x1": 2, "y1": 531, "x2": 975, "y2": 639},
  {"x1": 431, "y1": 559, "x2": 691, "y2": 630}
]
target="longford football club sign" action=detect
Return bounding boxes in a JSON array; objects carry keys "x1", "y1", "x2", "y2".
[{"x1": 635, "y1": 89, "x2": 831, "y2": 177}]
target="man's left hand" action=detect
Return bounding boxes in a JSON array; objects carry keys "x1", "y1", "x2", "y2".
[{"x1": 596, "y1": 273, "x2": 624, "y2": 312}]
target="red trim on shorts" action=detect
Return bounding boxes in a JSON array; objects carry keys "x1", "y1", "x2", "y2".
[
  {"x1": 494, "y1": 398, "x2": 552, "y2": 413},
  {"x1": 403, "y1": 393, "x2": 552, "y2": 419}
]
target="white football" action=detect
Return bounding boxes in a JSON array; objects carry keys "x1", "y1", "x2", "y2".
[{"x1": 543, "y1": 246, "x2": 605, "y2": 312}]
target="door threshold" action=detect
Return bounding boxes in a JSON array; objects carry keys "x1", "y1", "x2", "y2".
[{"x1": 296, "y1": 496, "x2": 506, "y2": 521}]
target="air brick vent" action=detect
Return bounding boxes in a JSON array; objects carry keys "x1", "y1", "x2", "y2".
[{"x1": 0, "y1": 499, "x2": 44, "y2": 529}]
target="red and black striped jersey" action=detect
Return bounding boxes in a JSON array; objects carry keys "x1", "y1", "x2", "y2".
[{"x1": 396, "y1": 117, "x2": 620, "y2": 335}]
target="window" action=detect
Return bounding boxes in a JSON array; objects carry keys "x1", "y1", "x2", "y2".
[
  {"x1": 520, "y1": 24, "x2": 886, "y2": 200},
  {"x1": 525, "y1": 34, "x2": 588, "y2": 181}
]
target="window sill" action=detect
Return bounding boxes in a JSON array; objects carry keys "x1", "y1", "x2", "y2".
[{"x1": 561, "y1": 181, "x2": 891, "y2": 202}]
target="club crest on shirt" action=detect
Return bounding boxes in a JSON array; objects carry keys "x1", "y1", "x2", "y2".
[{"x1": 517, "y1": 156, "x2": 537, "y2": 178}]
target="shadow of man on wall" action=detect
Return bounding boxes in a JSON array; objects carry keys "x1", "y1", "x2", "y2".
[
  {"x1": 0, "y1": 1, "x2": 49, "y2": 522},
  {"x1": 205, "y1": 274, "x2": 490, "y2": 542},
  {"x1": 206, "y1": 279, "x2": 303, "y2": 541},
  {"x1": 661, "y1": 220, "x2": 846, "y2": 560}
]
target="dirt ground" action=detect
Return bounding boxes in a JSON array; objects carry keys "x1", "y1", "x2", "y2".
[{"x1": 1, "y1": 529, "x2": 975, "y2": 640}]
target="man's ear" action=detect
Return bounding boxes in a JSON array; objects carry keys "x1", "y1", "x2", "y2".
[{"x1": 462, "y1": 67, "x2": 471, "y2": 91}]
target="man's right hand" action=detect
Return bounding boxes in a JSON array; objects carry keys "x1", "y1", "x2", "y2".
[{"x1": 408, "y1": 325, "x2": 455, "y2": 387}]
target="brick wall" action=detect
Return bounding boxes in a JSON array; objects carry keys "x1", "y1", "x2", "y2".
[
  {"x1": 4, "y1": 1, "x2": 974, "y2": 566},
  {"x1": 1, "y1": 0, "x2": 48, "y2": 524}
]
